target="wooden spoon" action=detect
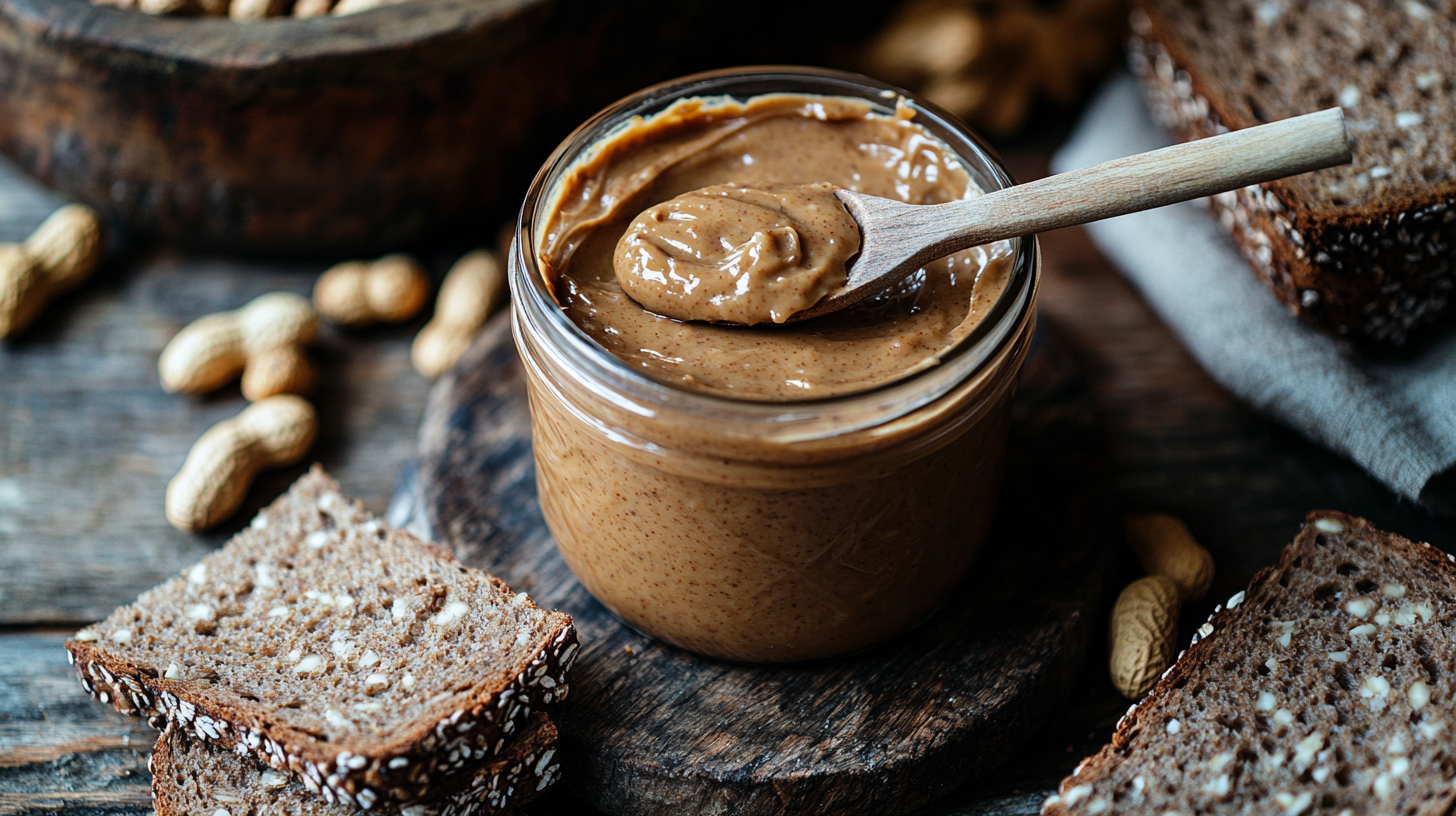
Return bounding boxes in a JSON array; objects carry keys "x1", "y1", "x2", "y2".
[{"x1": 791, "y1": 108, "x2": 1352, "y2": 322}]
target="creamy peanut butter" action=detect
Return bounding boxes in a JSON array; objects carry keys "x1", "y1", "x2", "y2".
[
  {"x1": 539, "y1": 93, "x2": 1012, "y2": 401},
  {"x1": 614, "y1": 181, "x2": 858, "y2": 325}
]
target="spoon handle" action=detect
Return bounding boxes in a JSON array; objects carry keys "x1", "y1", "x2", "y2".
[{"x1": 928, "y1": 107, "x2": 1351, "y2": 255}]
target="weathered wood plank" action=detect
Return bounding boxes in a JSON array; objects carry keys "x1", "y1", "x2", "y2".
[
  {"x1": 0, "y1": 633, "x2": 153, "y2": 816},
  {"x1": 0, "y1": 156, "x2": 62, "y2": 243},
  {"x1": 0, "y1": 250, "x2": 438, "y2": 626}
]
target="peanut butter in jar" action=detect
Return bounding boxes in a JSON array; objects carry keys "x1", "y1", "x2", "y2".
[{"x1": 512, "y1": 68, "x2": 1039, "y2": 663}]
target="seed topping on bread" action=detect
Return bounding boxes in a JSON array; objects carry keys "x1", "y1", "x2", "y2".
[
  {"x1": 66, "y1": 466, "x2": 578, "y2": 807},
  {"x1": 1046, "y1": 511, "x2": 1456, "y2": 814}
]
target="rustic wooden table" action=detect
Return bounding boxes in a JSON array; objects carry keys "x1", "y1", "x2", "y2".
[{"x1": 2, "y1": 141, "x2": 1452, "y2": 816}]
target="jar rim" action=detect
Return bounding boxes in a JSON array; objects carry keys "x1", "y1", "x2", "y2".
[{"x1": 511, "y1": 65, "x2": 1039, "y2": 435}]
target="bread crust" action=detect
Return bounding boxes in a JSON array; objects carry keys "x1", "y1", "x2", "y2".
[
  {"x1": 65, "y1": 466, "x2": 579, "y2": 808},
  {"x1": 150, "y1": 714, "x2": 561, "y2": 816},
  {"x1": 70, "y1": 622, "x2": 575, "y2": 807},
  {"x1": 1043, "y1": 510, "x2": 1456, "y2": 814},
  {"x1": 1129, "y1": 3, "x2": 1456, "y2": 346}
]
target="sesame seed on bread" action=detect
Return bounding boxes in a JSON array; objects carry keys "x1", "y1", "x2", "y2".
[
  {"x1": 151, "y1": 714, "x2": 559, "y2": 816},
  {"x1": 65, "y1": 465, "x2": 578, "y2": 808},
  {"x1": 1044, "y1": 511, "x2": 1456, "y2": 814},
  {"x1": 1130, "y1": 0, "x2": 1456, "y2": 344}
]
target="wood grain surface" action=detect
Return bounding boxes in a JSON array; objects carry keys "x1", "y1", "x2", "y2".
[
  {"x1": 0, "y1": 633, "x2": 155, "y2": 816},
  {"x1": 2, "y1": 149, "x2": 1453, "y2": 816}
]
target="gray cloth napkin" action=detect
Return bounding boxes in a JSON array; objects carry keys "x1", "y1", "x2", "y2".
[{"x1": 1052, "y1": 74, "x2": 1456, "y2": 514}]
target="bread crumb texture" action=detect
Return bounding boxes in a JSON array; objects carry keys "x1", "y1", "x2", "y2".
[
  {"x1": 1131, "y1": 0, "x2": 1456, "y2": 344},
  {"x1": 66, "y1": 466, "x2": 577, "y2": 807},
  {"x1": 1045, "y1": 511, "x2": 1456, "y2": 814}
]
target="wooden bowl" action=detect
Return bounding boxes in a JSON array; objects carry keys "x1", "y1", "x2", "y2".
[{"x1": 0, "y1": 0, "x2": 706, "y2": 254}]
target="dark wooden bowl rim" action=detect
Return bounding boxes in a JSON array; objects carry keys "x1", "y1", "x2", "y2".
[{"x1": 2, "y1": 0, "x2": 538, "y2": 75}]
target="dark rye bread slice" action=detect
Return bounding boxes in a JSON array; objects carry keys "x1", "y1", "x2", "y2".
[
  {"x1": 65, "y1": 466, "x2": 578, "y2": 808},
  {"x1": 1130, "y1": 0, "x2": 1456, "y2": 345},
  {"x1": 1044, "y1": 511, "x2": 1456, "y2": 815},
  {"x1": 152, "y1": 715, "x2": 560, "y2": 816}
]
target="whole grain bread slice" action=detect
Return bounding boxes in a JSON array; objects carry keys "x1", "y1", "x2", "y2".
[
  {"x1": 152, "y1": 714, "x2": 560, "y2": 816},
  {"x1": 66, "y1": 465, "x2": 578, "y2": 808},
  {"x1": 1044, "y1": 511, "x2": 1456, "y2": 814},
  {"x1": 1130, "y1": 0, "x2": 1456, "y2": 345}
]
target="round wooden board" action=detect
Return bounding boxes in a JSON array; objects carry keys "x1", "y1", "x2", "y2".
[{"x1": 389, "y1": 315, "x2": 1115, "y2": 816}]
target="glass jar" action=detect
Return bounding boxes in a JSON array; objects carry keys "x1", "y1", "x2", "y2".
[{"x1": 510, "y1": 67, "x2": 1040, "y2": 663}]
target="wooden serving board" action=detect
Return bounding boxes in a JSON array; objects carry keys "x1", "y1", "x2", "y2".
[{"x1": 389, "y1": 315, "x2": 1115, "y2": 816}]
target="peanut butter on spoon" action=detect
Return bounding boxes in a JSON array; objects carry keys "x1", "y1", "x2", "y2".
[{"x1": 613, "y1": 182, "x2": 859, "y2": 325}]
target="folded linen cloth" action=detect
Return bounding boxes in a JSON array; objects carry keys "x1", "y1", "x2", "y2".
[{"x1": 1051, "y1": 74, "x2": 1456, "y2": 514}]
